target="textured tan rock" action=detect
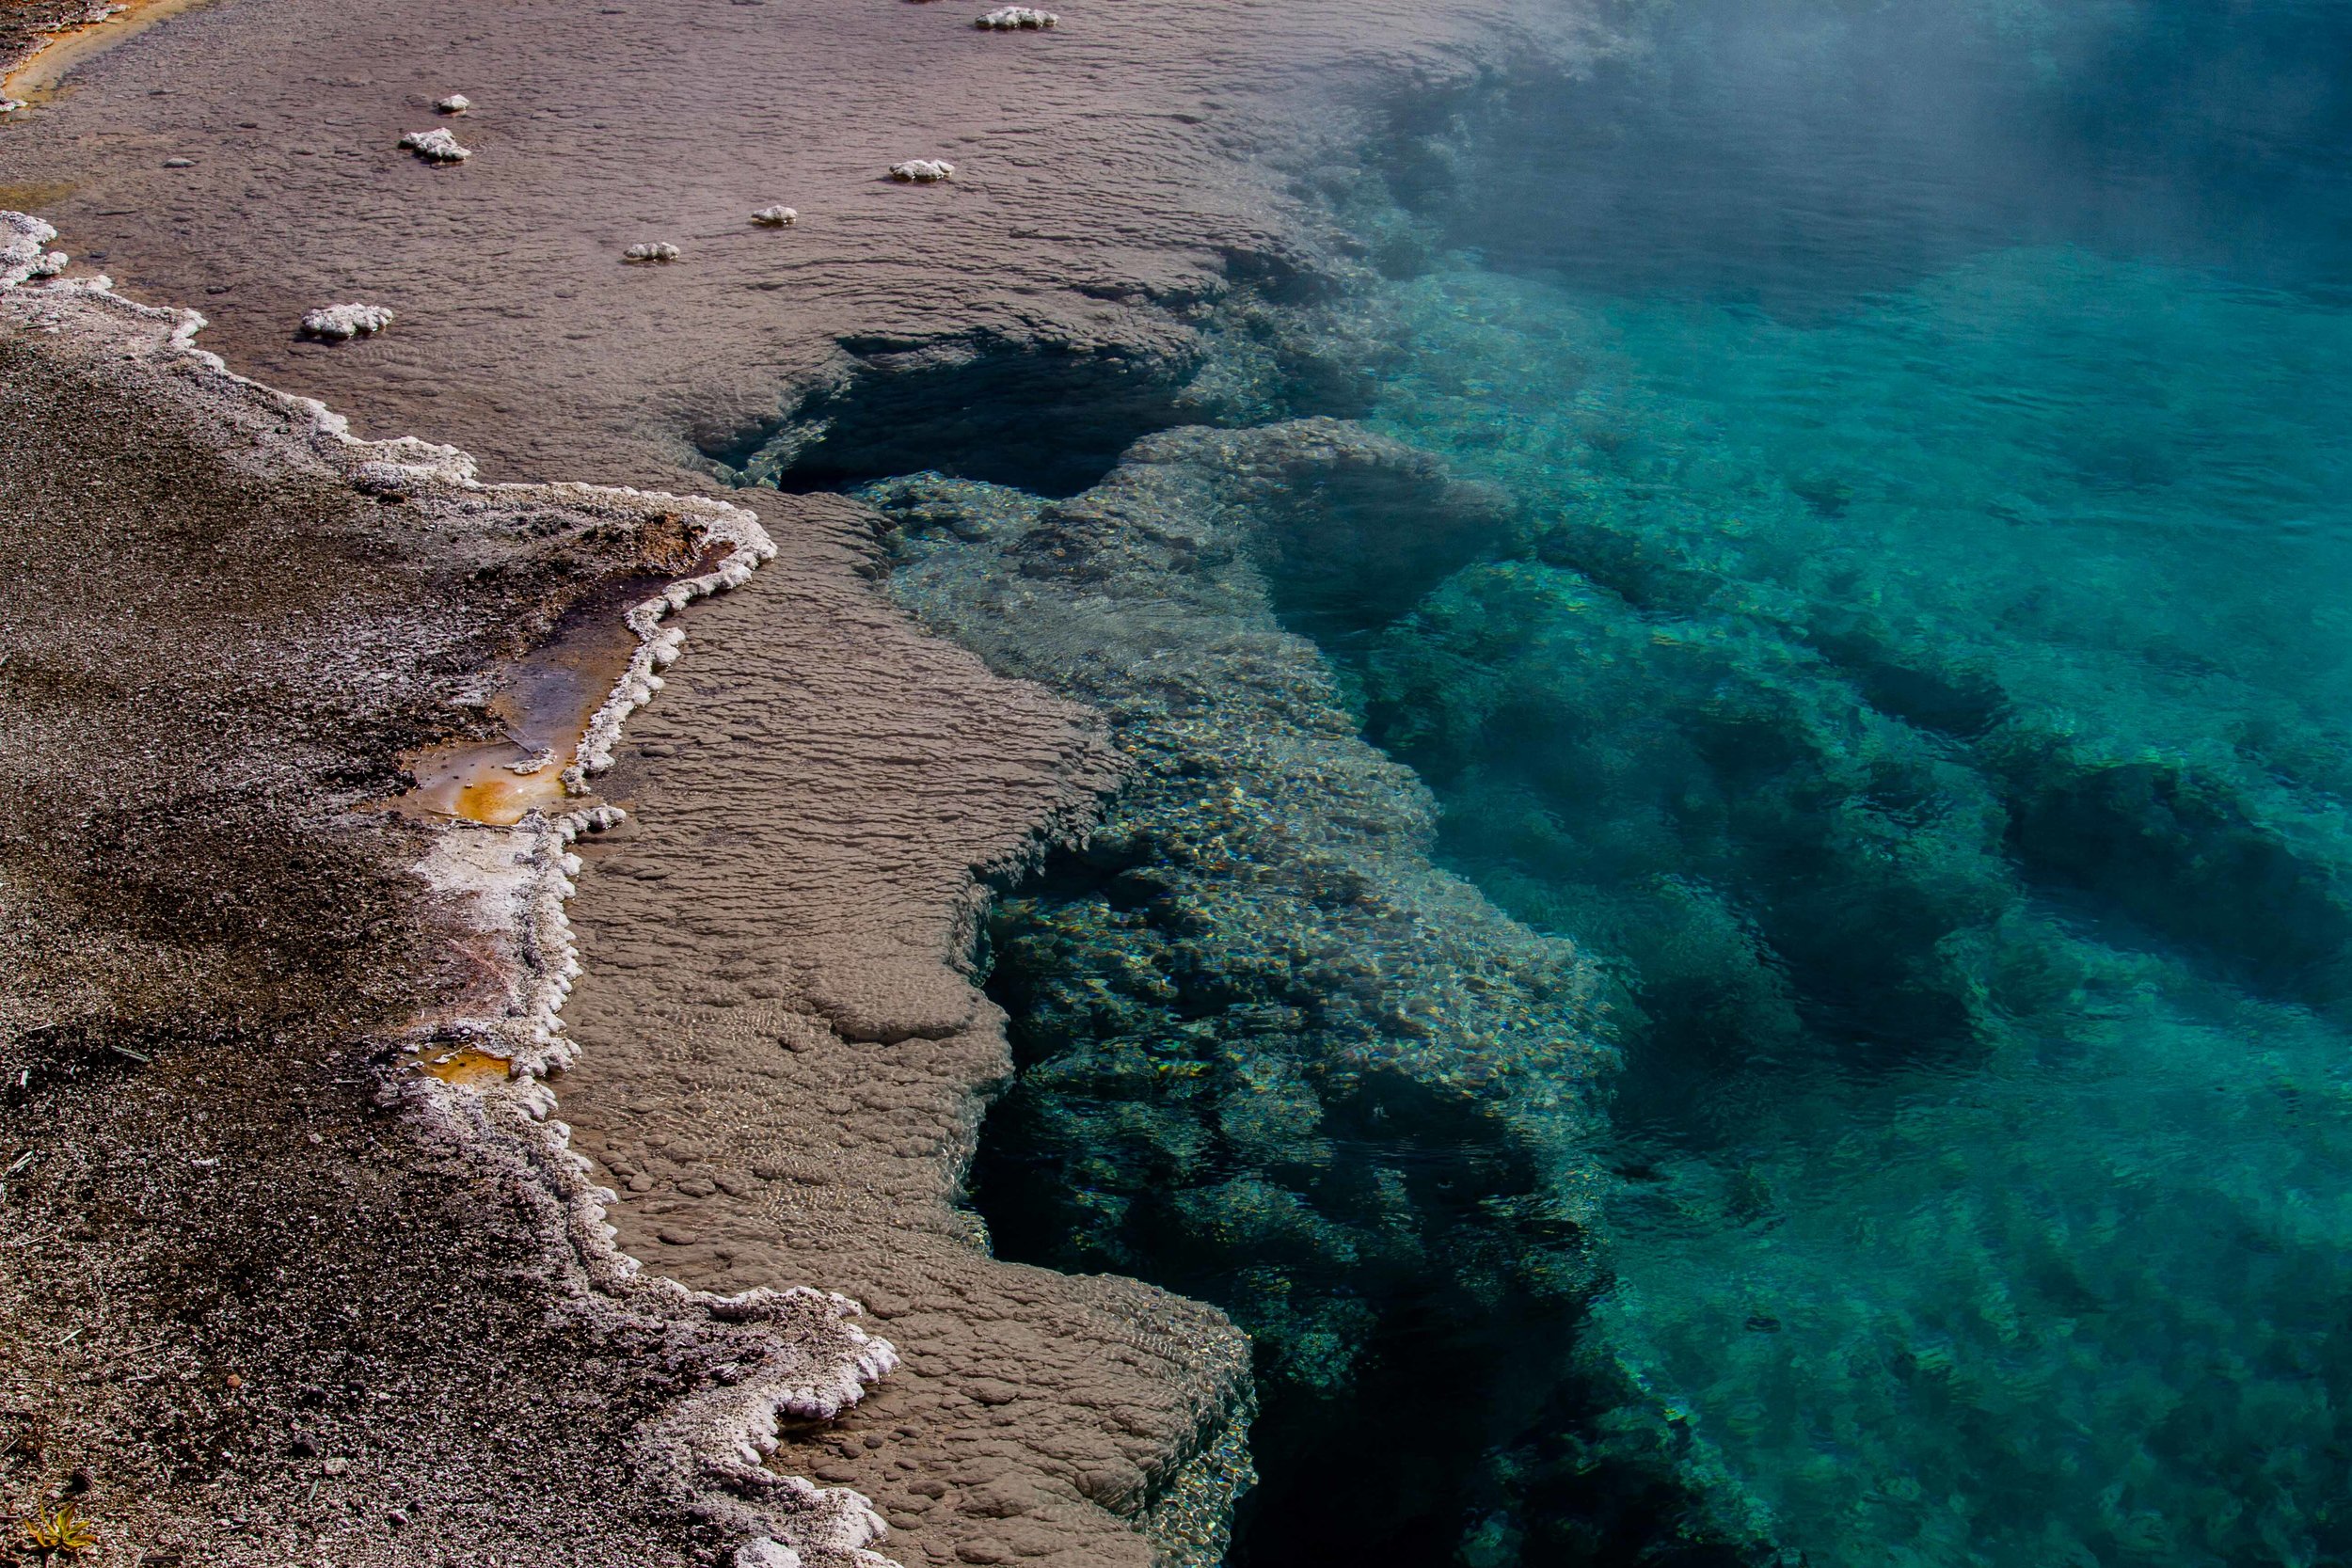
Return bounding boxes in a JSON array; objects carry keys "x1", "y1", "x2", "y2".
[
  {"x1": 0, "y1": 0, "x2": 1592, "y2": 485},
  {"x1": 557, "y1": 492, "x2": 1250, "y2": 1567}
]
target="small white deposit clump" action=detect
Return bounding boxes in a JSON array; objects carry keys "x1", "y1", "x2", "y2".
[
  {"x1": 977, "y1": 7, "x2": 1057, "y2": 26},
  {"x1": 399, "y1": 128, "x2": 470, "y2": 163},
  {"x1": 435, "y1": 93, "x2": 472, "y2": 115},
  {"x1": 300, "y1": 303, "x2": 396, "y2": 341},
  {"x1": 623, "y1": 242, "x2": 680, "y2": 262},
  {"x1": 751, "y1": 205, "x2": 798, "y2": 227},
  {"x1": 889, "y1": 159, "x2": 954, "y2": 183},
  {"x1": 1, "y1": 211, "x2": 68, "y2": 287}
]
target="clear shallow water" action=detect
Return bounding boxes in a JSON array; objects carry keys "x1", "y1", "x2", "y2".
[
  {"x1": 880, "y1": 0, "x2": 2352, "y2": 1560},
  {"x1": 1356, "y1": 252, "x2": 2352, "y2": 1568},
  {"x1": 1331, "y1": 1, "x2": 2352, "y2": 1560}
]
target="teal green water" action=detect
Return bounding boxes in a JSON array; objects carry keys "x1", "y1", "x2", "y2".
[
  {"x1": 862, "y1": 0, "x2": 2352, "y2": 1559},
  {"x1": 1353, "y1": 247, "x2": 2352, "y2": 1567},
  {"x1": 1326, "y1": 2, "x2": 2352, "y2": 1548}
]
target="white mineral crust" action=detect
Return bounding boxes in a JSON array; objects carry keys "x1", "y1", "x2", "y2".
[
  {"x1": 398, "y1": 128, "x2": 471, "y2": 163},
  {"x1": 735, "y1": 1542, "x2": 803, "y2": 1568},
  {"x1": 977, "y1": 6, "x2": 1057, "y2": 25},
  {"x1": 299, "y1": 303, "x2": 396, "y2": 340},
  {"x1": 889, "y1": 158, "x2": 955, "y2": 182},
  {"x1": 751, "y1": 205, "x2": 798, "y2": 226},
  {"x1": 0, "y1": 212, "x2": 67, "y2": 287},
  {"x1": 435, "y1": 92, "x2": 472, "y2": 114},
  {"x1": 623, "y1": 242, "x2": 681, "y2": 262}
]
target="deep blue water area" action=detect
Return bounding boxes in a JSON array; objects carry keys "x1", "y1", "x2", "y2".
[{"x1": 876, "y1": 0, "x2": 2352, "y2": 1561}]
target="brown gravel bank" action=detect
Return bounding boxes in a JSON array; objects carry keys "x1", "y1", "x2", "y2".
[{"x1": 0, "y1": 275, "x2": 870, "y2": 1566}]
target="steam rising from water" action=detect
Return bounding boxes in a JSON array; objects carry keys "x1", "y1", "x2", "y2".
[{"x1": 1391, "y1": 0, "x2": 2352, "y2": 304}]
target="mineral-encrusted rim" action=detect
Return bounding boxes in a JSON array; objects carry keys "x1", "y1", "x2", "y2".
[{"x1": 2, "y1": 213, "x2": 904, "y2": 1568}]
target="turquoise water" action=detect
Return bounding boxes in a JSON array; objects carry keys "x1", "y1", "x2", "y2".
[
  {"x1": 1354, "y1": 252, "x2": 2352, "y2": 1567},
  {"x1": 866, "y1": 0, "x2": 2352, "y2": 1560},
  {"x1": 1335, "y1": 3, "x2": 2352, "y2": 1560}
]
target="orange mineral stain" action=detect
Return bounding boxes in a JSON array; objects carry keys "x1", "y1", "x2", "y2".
[
  {"x1": 392, "y1": 575, "x2": 673, "y2": 825},
  {"x1": 418, "y1": 1047, "x2": 512, "y2": 1087},
  {"x1": 401, "y1": 744, "x2": 572, "y2": 826},
  {"x1": 2, "y1": 0, "x2": 218, "y2": 106}
]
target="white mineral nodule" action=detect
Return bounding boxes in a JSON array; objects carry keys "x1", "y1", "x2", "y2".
[
  {"x1": 0, "y1": 211, "x2": 68, "y2": 287},
  {"x1": 435, "y1": 93, "x2": 472, "y2": 114},
  {"x1": 623, "y1": 242, "x2": 680, "y2": 262},
  {"x1": 888, "y1": 159, "x2": 955, "y2": 183},
  {"x1": 976, "y1": 6, "x2": 1057, "y2": 25},
  {"x1": 398, "y1": 128, "x2": 471, "y2": 163},
  {"x1": 0, "y1": 98, "x2": 27, "y2": 115},
  {"x1": 751, "y1": 205, "x2": 797, "y2": 227},
  {"x1": 299, "y1": 303, "x2": 396, "y2": 341}
]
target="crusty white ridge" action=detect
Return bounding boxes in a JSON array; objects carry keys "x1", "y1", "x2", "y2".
[
  {"x1": 408, "y1": 799, "x2": 901, "y2": 1568},
  {"x1": 1, "y1": 212, "x2": 69, "y2": 286},
  {"x1": 1, "y1": 210, "x2": 903, "y2": 1568}
]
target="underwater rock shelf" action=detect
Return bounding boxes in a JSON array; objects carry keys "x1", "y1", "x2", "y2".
[{"x1": 870, "y1": 419, "x2": 1791, "y2": 1564}]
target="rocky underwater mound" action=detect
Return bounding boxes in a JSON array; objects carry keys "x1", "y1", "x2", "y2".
[{"x1": 864, "y1": 420, "x2": 1792, "y2": 1566}]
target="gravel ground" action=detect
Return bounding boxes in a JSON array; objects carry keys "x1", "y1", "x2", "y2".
[{"x1": 0, "y1": 274, "x2": 834, "y2": 1568}]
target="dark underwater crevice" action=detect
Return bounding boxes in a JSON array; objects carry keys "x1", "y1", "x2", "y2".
[
  {"x1": 1999, "y1": 752, "x2": 2352, "y2": 1008},
  {"x1": 1247, "y1": 437, "x2": 1517, "y2": 654},
  {"x1": 868, "y1": 422, "x2": 1797, "y2": 1567},
  {"x1": 693, "y1": 335, "x2": 1201, "y2": 499},
  {"x1": 971, "y1": 840, "x2": 1787, "y2": 1568},
  {"x1": 691, "y1": 249, "x2": 1397, "y2": 504},
  {"x1": 1506, "y1": 511, "x2": 2352, "y2": 1020}
]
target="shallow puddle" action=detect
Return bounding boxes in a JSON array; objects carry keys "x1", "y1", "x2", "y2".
[
  {"x1": 394, "y1": 576, "x2": 668, "y2": 826},
  {"x1": 417, "y1": 1045, "x2": 513, "y2": 1086}
]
